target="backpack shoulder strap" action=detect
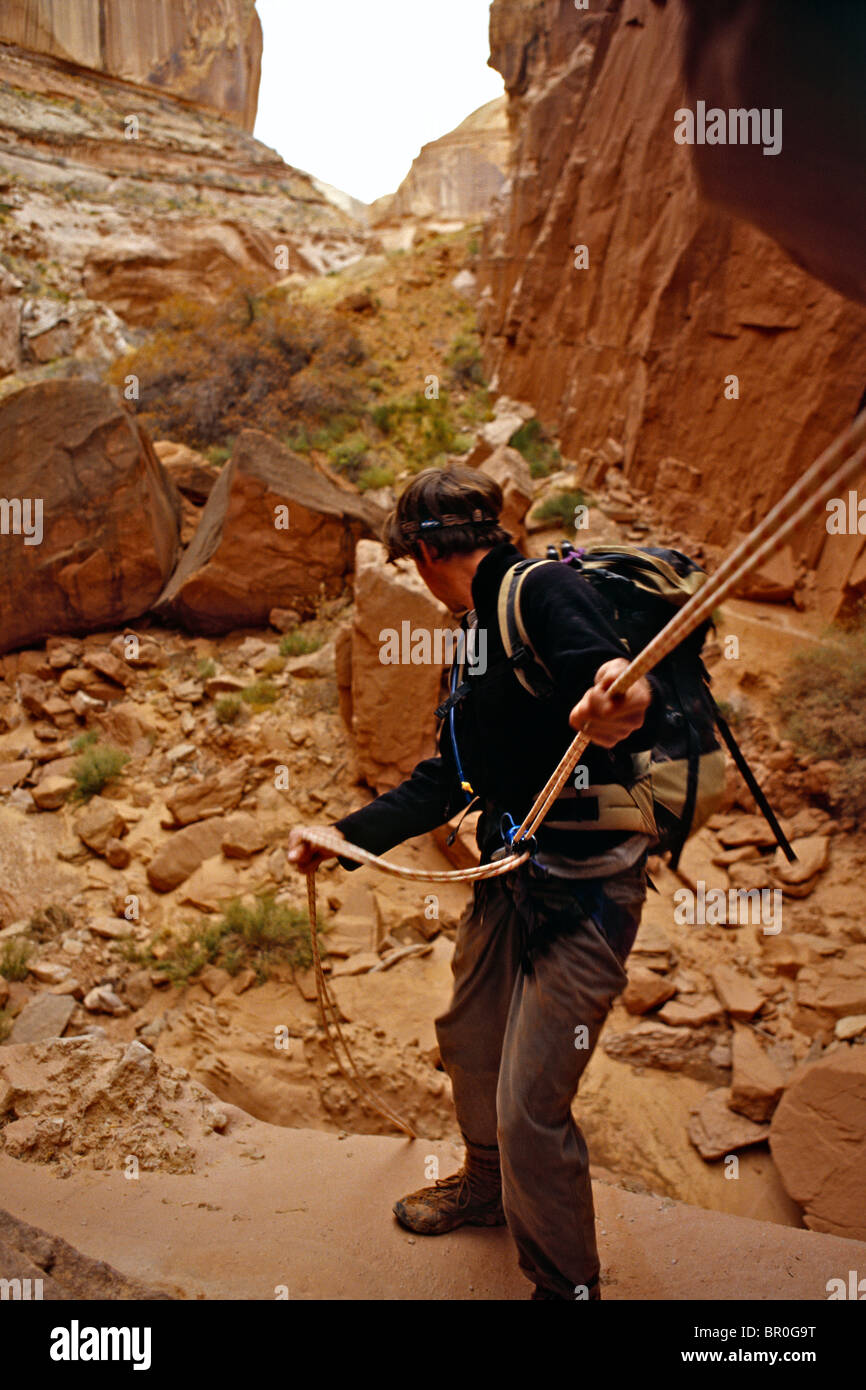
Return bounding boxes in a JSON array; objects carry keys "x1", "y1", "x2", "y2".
[{"x1": 497, "y1": 559, "x2": 557, "y2": 698}]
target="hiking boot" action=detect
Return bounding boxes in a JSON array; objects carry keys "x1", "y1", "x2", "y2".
[{"x1": 393, "y1": 1141, "x2": 505, "y2": 1236}]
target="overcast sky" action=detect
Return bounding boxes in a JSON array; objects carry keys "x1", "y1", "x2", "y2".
[{"x1": 254, "y1": 0, "x2": 505, "y2": 205}]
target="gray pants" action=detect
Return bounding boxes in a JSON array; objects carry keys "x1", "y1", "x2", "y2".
[{"x1": 435, "y1": 859, "x2": 647, "y2": 1297}]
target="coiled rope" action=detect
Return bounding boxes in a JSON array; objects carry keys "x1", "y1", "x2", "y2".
[{"x1": 298, "y1": 408, "x2": 866, "y2": 1136}]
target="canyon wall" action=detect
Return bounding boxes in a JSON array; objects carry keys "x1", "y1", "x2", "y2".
[
  {"x1": 372, "y1": 97, "x2": 510, "y2": 226},
  {"x1": 479, "y1": 0, "x2": 866, "y2": 606},
  {"x1": 0, "y1": 0, "x2": 262, "y2": 131}
]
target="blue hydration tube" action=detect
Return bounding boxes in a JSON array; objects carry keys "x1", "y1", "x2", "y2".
[{"x1": 446, "y1": 628, "x2": 538, "y2": 863}]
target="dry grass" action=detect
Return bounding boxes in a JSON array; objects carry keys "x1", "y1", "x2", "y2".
[{"x1": 777, "y1": 622, "x2": 866, "y2": 815}]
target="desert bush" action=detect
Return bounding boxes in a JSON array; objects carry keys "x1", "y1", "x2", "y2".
[
  {"x1": 71, "y1": 743, "x2": 129, "y2": 801},
  {"x1": 28, "y1": 905, "x2": 73, "y2": 942},
  {"x1": 531, "y1": 489, "x2": 587, "y2": 528},
  {"x1": 0, "y1": 936, "x2": 32, "y2": 981},
  {"x1": 260, "y1": 656, "x2": 287, "y2": 676},
  {"x1": 509, "y1": 419, "x2": 562, "y2": 478},
  {"x1": 369, "y1": 391, "x2": 471, "y2": 470},
  {"x1": 146, "y1": 894, "x2": 316, "y2": 984},
  {"x1": 240, "y1": 680, "x2": 279, "y2": 707},
  {"x1": 357, "y1": 465, "x2": 395, "y2": 492},
  {"x1": 447, "y1": 331, "x2": 485, "y2": 388},
  {"x1": 111, "y1": 287, "x2": 367, "y2": 449},
  {"x1": 777, "y1": 623, "x2": 866, "y2": 816},
  {"x1": 71, "y1": 729, "x2": 98, "y2": 753},
  {"x1": 279, "y1": 631, "x2": 322, "y2": 658},
  {"x1": 214, "y1": 696, "x2": 242, "y2": 724}
]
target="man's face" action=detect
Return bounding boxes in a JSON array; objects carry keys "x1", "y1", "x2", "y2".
[{"x1": 413, "y1": 543, "x2": 469, "y2": 614}]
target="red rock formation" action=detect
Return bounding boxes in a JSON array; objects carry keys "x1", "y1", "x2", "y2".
[
  {"x1": 0, "y1": 379, "x2": 181, "y2": 655},
  {"x1": 347, "y1": 540, "x2": 451, "y2": 792},
  {"x1": 770, "y1": 1048, "x2": 866, "y2": 1242},
  {"x1": 0, "y1": 0, "x2": 262, "y2": 131},
  {"x1": 155, "y1": 430, "x2": 380, "y2": 634},
  {"x1": 479, "y1": 0, "x2": 866, "y2": 611},
  {"x1": 674, "y1": 0, "x2": 866, "y2": 306},
  {"x1": 371, "y1": 97, "x2": 511, "y2": 227}
]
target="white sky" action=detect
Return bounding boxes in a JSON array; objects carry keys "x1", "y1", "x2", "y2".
[{"x1": 253, "y1": 0, "x2": 505, "y2": 206}]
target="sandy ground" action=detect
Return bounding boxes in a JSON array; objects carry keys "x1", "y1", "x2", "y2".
[{"x1": 2, "y1": 1115, "x2": 863, "y2": 1301}]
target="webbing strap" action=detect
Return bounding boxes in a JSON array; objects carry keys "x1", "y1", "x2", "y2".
[{"x1": 713, "y1": 704, "x2": 797, "y2": 863}]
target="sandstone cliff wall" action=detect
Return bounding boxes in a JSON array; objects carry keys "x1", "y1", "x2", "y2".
[
  {"x1": 372, "y1": 97, "x2": 510, "y2": 225},
  {"x1": 479, "y1": 0, "x2": 866, "y2": 602},
  {"x1": 0, "y1": 0, "x2": 262, "y2": 130}
]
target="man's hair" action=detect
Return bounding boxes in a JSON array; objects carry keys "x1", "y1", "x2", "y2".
[{"x1": 383, "y1": 465, "x2": 510, "y2": 563}]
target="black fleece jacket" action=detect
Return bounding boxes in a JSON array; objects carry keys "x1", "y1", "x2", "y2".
[{"x1": 333, "y1": 542, "x2": 664, "y2": 869}]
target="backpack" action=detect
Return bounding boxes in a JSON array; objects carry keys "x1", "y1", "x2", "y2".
[{"x1": 497, "y1": 541, "x2": 794, "y2": 870}]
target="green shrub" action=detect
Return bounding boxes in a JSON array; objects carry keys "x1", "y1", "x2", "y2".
[
  {"x1": 332, "y1": 431, "x2": 369, "y2": 476},
  {"x1": 205, "y1": 443, "x2": 233, "y2": 467},
  {"x1": 220, "y1": 895, "x2": 314, "y2": 971},
  {"x1": 283, "y1": 425, "x2": 312, "y2": 454},
  {"x1": 240, "y1": 680, "x2": 279, "y2": 707},
  {"x1": 777, "y1": 623, "x2": 866, "y2": 816},
  {"x1": 371, "y1": 402, "x2": 396, "y2": 434},
  {"x1": 197, "y1": 658, "x2": 216, "y2": 680},
  {"x1": 357, "y1": 465, "x2": 395, "y2": 492},
  {"x1": 214, "y1": 695, "x2": 242, "y2": 724},
  {"x1": 531, "y1": 489, "x2": 587, "y2": 528},
  {"x1": 446, "y1": 331, "x2": 485, "y2": 388},
  {"x1": 0, "y1": 936, "x2": 32, "y2": 982},
  {"x1": 509, "y1": 418, "x2": 562, "y2": 478},
  {"x1": 260, "y1": 655, "x2": 287, "y2": 676},
  {"x1": 71, "y1": 743, "x2": 129, "y2": 801},
  {"x1": 70, "y1": 729, "x2": 98, "y2": 754},
  {"x1": 145, "y1": 894, "x2": 316, "y2": 984},
  {"x1": 110, "y1": 285, "x2": 366, "y2": 450},
  {"x1": 279, "y1": 631, "x2": 322, "y2": 658}
]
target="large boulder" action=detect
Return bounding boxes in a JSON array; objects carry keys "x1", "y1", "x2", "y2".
[
  {"x1": 770, "y1": 1048, "x2": 866, "y2": 1241},
  {"x1": 0, "y1": 379, "x2": 181, "y2": 655},
  {"x1": 155, "y1": 431, "x2": 379, "y2": 633},
  {"x1": 164, "y1": 758, "x2": 250, "y2": 827},
  {"x1": 349, "y1": 539, "x2": 451, "y2": 792},
  {"x1": 146, "y1": 816, "x2": 228, "y2": 892}
]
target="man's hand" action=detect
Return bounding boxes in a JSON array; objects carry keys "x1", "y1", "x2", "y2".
[
  {"x1": 569, "y1": 658, "x2": 653, "y2": 749},
  {"x1": 287, "y1": 826, "x2": 344, "y2": 873}
]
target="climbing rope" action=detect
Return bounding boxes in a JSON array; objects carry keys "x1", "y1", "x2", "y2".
[
  {"x1": 302, "y1": 834, "x2": 530, "y2": 1139},
  {"x1": 296, "y1": 407, "x2": 866, "y2": 1135}
]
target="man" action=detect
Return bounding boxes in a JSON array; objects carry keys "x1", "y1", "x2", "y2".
[{"x1": 288, "y1": 465, "x2": 662, "y2": 1300}]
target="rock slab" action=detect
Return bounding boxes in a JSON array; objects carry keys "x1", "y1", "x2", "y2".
[
  {"x1": 770, "y1": 1048, "x2": 866, "y2": 1242},
  {"x1": 0, "y1": 380, "x2": 181, "y2": 655},
  {"x1": 155, "y1": 430, "x2": 377, "y2": 632}
]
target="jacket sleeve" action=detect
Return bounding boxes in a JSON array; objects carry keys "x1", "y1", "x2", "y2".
[
  {"x1": 520, "y1": 565, "x2": 666, "y2": 752},
  {"x1": 331, "y1": 754, "x2": 461, "y2": 872}
]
